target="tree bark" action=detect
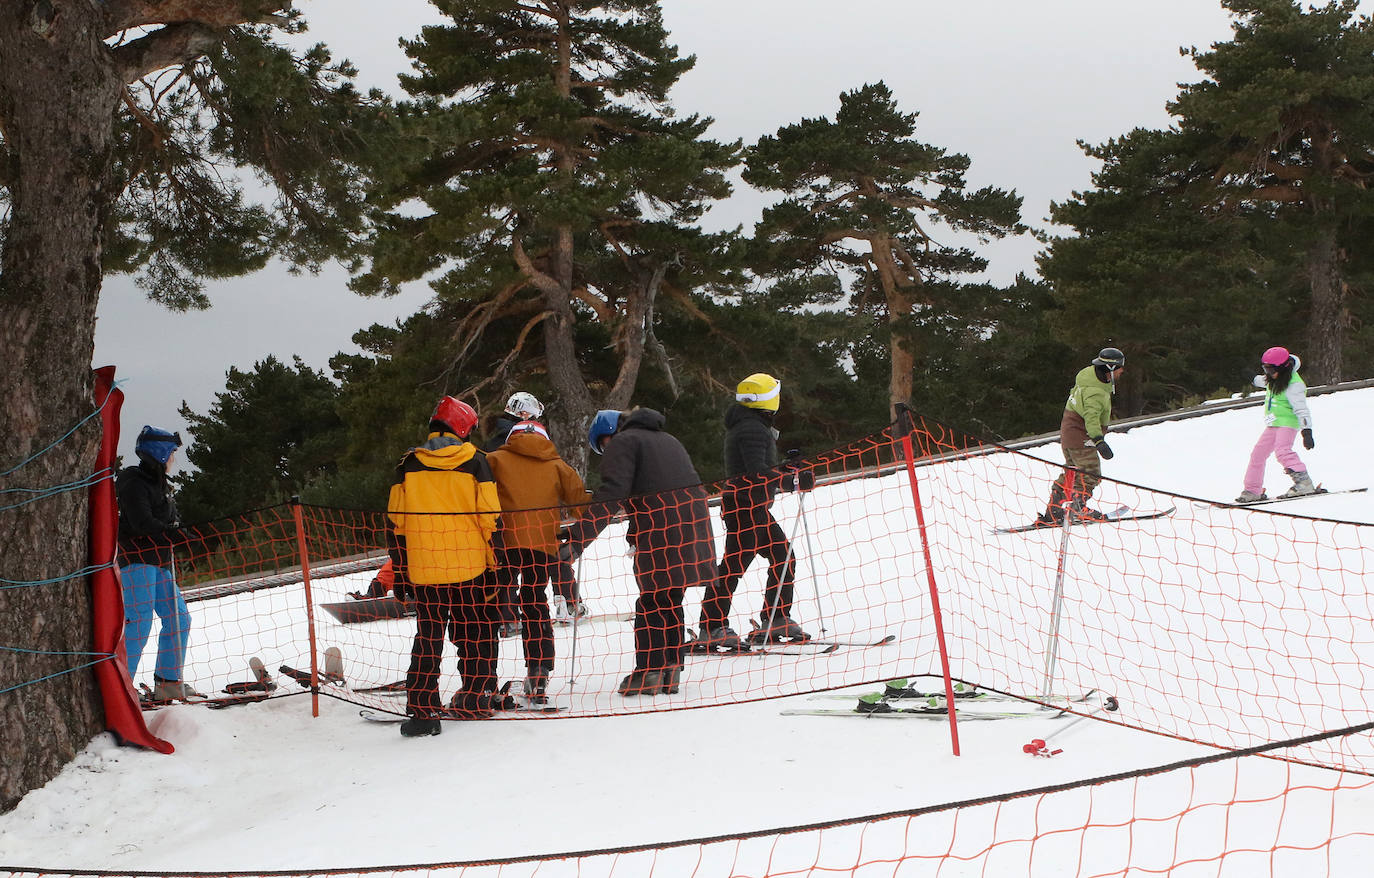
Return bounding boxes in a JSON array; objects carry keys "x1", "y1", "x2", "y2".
[
  {"x1": 871, "y1": 236, "x2": 919, "y2": 420},
  {"x1": 1304, "y1": 223, "x2": 1344, "y2": 384},
  {"x1": 0, "y1": 3, "x2": 123, "y2": 813}
]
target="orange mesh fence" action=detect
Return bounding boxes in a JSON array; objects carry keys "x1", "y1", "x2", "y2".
[
  {"x1": 7, "y1": 722, "x2": 1372, "y2": 877},
  {"x1": 145, "y1": 413, "x2": 1374, "y2": 769},
  {"x1": 91, "y1": 412, "x2": 1374, "y2": 876}
]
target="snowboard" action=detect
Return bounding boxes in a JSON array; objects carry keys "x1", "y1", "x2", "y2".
[{"x1": 320, "y1": 596, "x2": 414, "y2": 625}]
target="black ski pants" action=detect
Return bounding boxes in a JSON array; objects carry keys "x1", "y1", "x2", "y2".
[
  {"x1": 406, "y1": 574, "x2": 500, "y2": 717},
  {"x1": 699, "y1": 505, "x2": 795, "y2": 631},
  {"x1": 631, "y1": 551, "x2": 687, "y2": 673},
  {"x1": 498, "y1": 546, "x2": 556, "y2": 674}
]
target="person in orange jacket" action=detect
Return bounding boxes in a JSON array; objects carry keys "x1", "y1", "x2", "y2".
[
  {"x1": 387, "y1": 396, "x2": 502, "y2": 737},
  {"x1": 350, "y1": 558, "x2": 395, "y2": 600},
  {"x1": 485, "y1": 420, "x2": 587, "y2": 703}
]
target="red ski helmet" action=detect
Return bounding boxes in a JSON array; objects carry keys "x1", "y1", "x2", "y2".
[
  {"x1": 1261, "y1": 346, "x2": 1291, "y2": 367},
  {"x1": 430, "y1": 396, "x2": 478, "y2": 438}
]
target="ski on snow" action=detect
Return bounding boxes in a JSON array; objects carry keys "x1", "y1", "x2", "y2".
[
  {"x1": 360, "y1": 704, "x2": 565, "y2": 724},
  {"x1": 139, "y1": 657, "x2": 277, "y2": 710},
  {"x1": 993, "y1": 505, "x2": 1176, "y2": 535},
  {"x1": 783, "y1": 689, "x2": 1108, "y2": 721},
  {"x1": 684, "y1": 633, "x2": 896, "y2": 656},
  {"x1": 1205, "y1": 486, "x2": 1366, "y2": 509},
  {"x1": 808, "y1": 678, "x2": 1097, "y2": 706},
  {"x1": 758, "y1": 634, "x2": 896, "y2": 655}
]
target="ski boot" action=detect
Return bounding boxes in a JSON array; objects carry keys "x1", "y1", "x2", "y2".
[
  {"x1": 1279, "y1": 469, "x2": 1317, "y2": 498},
  {"x1": 152, "y1": 678, "x2": 205, "y2": 702},
  {"x1": 616, "y1": 669, "x2": 663, "y2": 696},
  {"x1": 524, "y1": 664, "x2": 551, "y2": 705},
  {"x1": 1234, "y1": 489, "x2": 1268, "y2": 504},
  {"x1": 746, "y1": 613, "x2": 811, "y2": 645},
  {"x1": 447, "y1": 689, "x2": 495, "y2": 718},
  {"x1": 688, "y1": 625, "x2": 745, "y2": 654},
  {"x1": 400, "y1": 715, "x2": 442, "y2": 737},
  {"x1": 660, "y1": 664, "x2": 682, "y2": 695}
]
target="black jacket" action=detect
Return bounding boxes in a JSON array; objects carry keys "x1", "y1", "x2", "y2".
[
  {"x1": 116, "y1": 459, "x2": 180, "y2": 568},
  {"x1": 484, "y1": 415, "x2": 520, "y2": 453},
  {"x1": 722, "y1": 403, "x2": 781, "y2": 516},
  {"x1": 568, "y1": 409, "x2": 715, "y2": 576}
]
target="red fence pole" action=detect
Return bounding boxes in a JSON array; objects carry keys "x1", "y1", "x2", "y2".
[
  {"x1": 290, "y1": 497, "x2": 321, "y2": 717},
  {"x1": 893, "y1": 404, "x2": 960, "y2": 756}
]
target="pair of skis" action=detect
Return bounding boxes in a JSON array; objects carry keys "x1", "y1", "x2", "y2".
[
  {"x1": 782, "y1": 678, "x2": 1108, "y2": 720},
  {"x1": 359, "y1": 680, "x2": 565, "y2": 723},
  {"x1": 994, "y1": 505, "x2": 1176, "y2": 535},
  {"x1": 684, "y1": 631, "x2": 896, "y2": 656},
  {"x1": 137, "y1": 656, "x2": 278, "y2": 711},
  {"x1": 1206, "y1": 486, "x2": 1366, "y2": 509}
]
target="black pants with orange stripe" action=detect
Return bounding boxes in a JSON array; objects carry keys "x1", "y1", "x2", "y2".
[
  {"x1": 406, "y1": 574, "x2": 500, "y2": 716},
  {"x1": 497, "y1": 547, "x2": 556, "y2": 674}
]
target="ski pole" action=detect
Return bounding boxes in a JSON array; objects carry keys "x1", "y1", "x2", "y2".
[
  {"x1": 568, "y1": 550, "x2": 585, "y2": 693},
  {"x1": 795, "y1": 475, "x2": 830, "y2": 637},
  {"x1": 1023, "y1": 694, "x2": 1120, "y2": 757},
  {"x1": 756, "y1": 468, "x2": 812, "y2": 650}
]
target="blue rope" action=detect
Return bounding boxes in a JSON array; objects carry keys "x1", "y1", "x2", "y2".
[
  {"x1": 0, "y1": 655, "x2": 115, "y2": 695},
  {"x1": 0, "y1": 562, "x2": 116, "y2": 589},
  {"x1": 0, "y1": 466, "x2": 113, "y2": 496},
  {"x1": 0, "y1": 470, "x2": 113, "y2": 511},
  {"x1": 0, "y1": 380, "x2": 124, "y2": 477}
]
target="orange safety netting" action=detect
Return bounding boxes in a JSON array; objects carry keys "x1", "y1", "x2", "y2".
[{"x1": 91, "y1": 411, "x2": 1374, "y2": 875}]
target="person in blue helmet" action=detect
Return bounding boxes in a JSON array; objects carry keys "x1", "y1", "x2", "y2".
[
  {"x1": 116, "y1": 426, "x2": 202, "y2": 702},
  {"x1": 561, "y1": 408, "x2": 716, "y2": 696}
]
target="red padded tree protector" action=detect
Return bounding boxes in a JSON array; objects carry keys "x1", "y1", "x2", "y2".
[{"x1": 91, "y1": 366, "x2": 173, "y2": 753}]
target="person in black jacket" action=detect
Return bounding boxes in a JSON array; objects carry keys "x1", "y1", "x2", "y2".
[
  {"x1": 698, "y1": 373, "x2": 811, "y2": 647},
  {"x1": 116, "y1": 426, "x2": 202, "y2": 701},
  {"x1": 562, "y1": 407, "x2": 716, "y2": 696}
]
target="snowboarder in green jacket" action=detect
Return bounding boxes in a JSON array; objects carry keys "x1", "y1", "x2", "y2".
[{"x1": 1037, "y1": 347, "x2": 1125, "y2": 525}]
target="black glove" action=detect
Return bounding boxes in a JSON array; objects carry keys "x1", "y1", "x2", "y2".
[
  {"x1": 393, "y1": 568, "x2": 413, "y2": 604},
  {"x1": 1092, "y1": 438, "x2": 1114, "y2": 460},
  {"x1": 1302, "y1": 428, "x2": 1314, "y2": 450}
]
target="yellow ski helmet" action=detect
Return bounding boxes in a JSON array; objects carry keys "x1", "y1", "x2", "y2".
[{"x1": 736, "y1": 373, "x2": 781, "y2": 412}]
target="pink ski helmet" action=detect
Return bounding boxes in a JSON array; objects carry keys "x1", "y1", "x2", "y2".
[{"x1": 1261, "y1": 346, "x2": 1290, "y2": 367}]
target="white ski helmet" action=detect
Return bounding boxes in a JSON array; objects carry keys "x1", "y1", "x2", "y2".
[{"x1": 505, "y1": 391, "x2": 544, "y2": 420}]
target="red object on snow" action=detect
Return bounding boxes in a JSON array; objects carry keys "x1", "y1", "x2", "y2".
[
  {"x1": 1022, "y1": 738, "x2": 1063, "y2": 758},
  {"x1": 91, "y1": 366, "x2": 173, "y2": 754}
]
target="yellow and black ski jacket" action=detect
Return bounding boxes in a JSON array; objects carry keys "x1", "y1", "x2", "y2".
[{"x1": 387, "y1": 433, "x2": 500, "y2": 585}]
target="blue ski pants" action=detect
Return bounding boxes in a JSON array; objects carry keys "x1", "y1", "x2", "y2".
[{"x1": 120, "y1": 563, "x2": 191, "y2": 681}]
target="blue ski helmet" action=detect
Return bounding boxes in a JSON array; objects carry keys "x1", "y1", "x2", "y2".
[
  {"x1": 587, "y1": 410, "x2": 622, "y2": 455},
  {"x1": 135, "y1": 426, "x2": 182, "y2": 466}
]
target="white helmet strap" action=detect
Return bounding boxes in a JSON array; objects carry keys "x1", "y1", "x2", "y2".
[{"x1": 736, "y1": 384, "x2": 780, "y2": 404}]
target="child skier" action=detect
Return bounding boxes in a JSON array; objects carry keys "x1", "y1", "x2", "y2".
[{"x1": 1236, "y1": 346, "x2": 1316, "y2": 503}]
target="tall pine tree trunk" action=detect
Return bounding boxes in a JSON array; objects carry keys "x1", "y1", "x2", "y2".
[
  {"x1": 1304, "y1": 222, "x2": 1344, "y2": 384},
  {"x1": 0, "y1": 6, "x2": 121, "y2": 812},
  {"x1": 872, "y1": 237, "x2": 918, "y2": 420}
]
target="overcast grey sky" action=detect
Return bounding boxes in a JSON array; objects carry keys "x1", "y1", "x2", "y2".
[{"x1": 94, "y1": 0, "x2": 1244, "y2": 468}]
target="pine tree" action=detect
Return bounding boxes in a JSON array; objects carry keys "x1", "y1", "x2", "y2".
[
  {"x1": 175, "y1": 356, "x2": 348, "y2": 522},
  {"x1": 352, "y1": 0, "x2": 739, "y2": 471},
  {"x1": 744, "y1": 82, "x2": 1028, "y2": 418},
  {"x1": 0, "y1": 3, "x2": 378, "y2": 811},
  {"x1": 1039, "y1": 128, "x2": 1280, "y2": 415},
  {"x1": 1168, "y1": 0, "x2": 1374, "y2": 382}
]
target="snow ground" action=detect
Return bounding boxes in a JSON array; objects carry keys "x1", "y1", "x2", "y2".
[{"x1": 3, "y1": 389, "x2": 1373, "y2": 876}]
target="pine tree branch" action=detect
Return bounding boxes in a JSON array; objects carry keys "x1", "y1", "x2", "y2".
[
  {"x1": 103, "y1": 0, "x2": 290, "y2": 35},
  {"x1": 111, "y1": 23, "x2": 222, "y2": 83}
]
